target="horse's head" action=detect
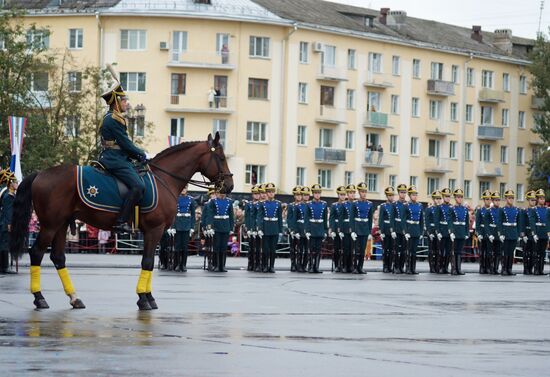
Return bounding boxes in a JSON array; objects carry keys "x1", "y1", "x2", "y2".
[{"x1": 200, "y1": 132, "x2": 234, "y2": 194}]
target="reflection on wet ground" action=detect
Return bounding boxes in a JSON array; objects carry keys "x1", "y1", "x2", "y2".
[{"x1": 1, "y1": 261, "x2": 549, "y2": 376}]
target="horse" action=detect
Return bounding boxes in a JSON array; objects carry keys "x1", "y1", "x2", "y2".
[{"x1": 10, "y1": 132, "x2": 233, "y2": 310}]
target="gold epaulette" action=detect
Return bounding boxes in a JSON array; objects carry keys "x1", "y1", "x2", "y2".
[{"x1": 111, "y1": 111, "x2": 128, "y2": 126}]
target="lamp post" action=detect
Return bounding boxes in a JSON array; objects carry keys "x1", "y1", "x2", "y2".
[{"x1": 125, "y1": 103, "x2": 146, "y2": 141}]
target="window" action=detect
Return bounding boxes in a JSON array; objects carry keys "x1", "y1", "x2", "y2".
[
  {"x1": 392, "y1": 56, "x2": 400, "y2": 75},
  {"x1": 368, "y1": 52, "x2": 382, "y2": 73},
  {"x1": 450, "y1": 102, "x2": 458, "y2": 122},
  {"x1": 345, "y1": 171, "x2": 353, "y2": 186},
  {"x1": 410, "y1": 137, "x2": 419, "y2": 156},
  {"x1": 32, "y1": 72, "x2": 48, "y2": 92},
  {"x1": 500, "y1": 146, "x2": 508, "y2": 164},
  {"x1": 298, "y1": 82, "x2": 308, "y2": 103},
  {"x1": 517, "y1": 147, "x2": 524, "y2": 165},
  {"x1": 120, "y1": 72, "x2": 146, "y2": 92},
  {"x1": 449, "y1": 141, "x2": 457, "y2": 159},
  {"x1": 215, "y1": 33, "x2": 229, "y2": 55},
  {"x1": 411, "y1": 97, "x2": 420, "y2": 117},
  {"x1": 212, "y1": 119, "x2": 227, "y2": 147},
  {"x1": 430, "y1": 62, "x2": 443, "y2": 80},
  {"x1": 466, "y1": 104, "x2": 473, "y2": 123},
  {"x1": 347, "y1": 49, "x2": 356, "y2": 69},
  {"x1": 249, "y1": 36, "x2": 270, "y2": 57},
  {"x1": 319, "y1": 128, "x2": 333, "y2": 148},
  {"x1": 318, "y1": 169, "x2": 332, "y2": 189},
  {"x1": 170, "y1": 118, "x2": 185, "y2": 138},
  {"x1": 297, "y1": 125, "x2": 307, "y2": 145},
  {"x1": 481, "y1": 70, "x2": 494, "y2": 88},
  {"x1": 448, "y1": 179, "x2": 456, "y2": 192},
  {"x1": 502, "y1": 109, "x2": 509, "y2": 127},
  {"x1": 480, "y1": 181, "x2": 491, "y2": 195},
  {"x1": 248, "y1": 78, "x2": 268, "y2": 99},
  {"x1": 366, "y1": 173, "x2": 378, "y2": 192},
  {"x1": 345, "y1": 130, "x2": 354, "y2": 149},
  {"x1": 120, "y1": 29, "x2": 146, "y2": 50},
  {"x1": 465, "y1": 142, "x2": 472, "y2": 161},
  {"x1": 367, "y1": 91, "x2": 380, "y2": 111},
  {"x1": 133, "y1": 117, "x2": 145, "y2": 138},
  {"x1": 519, "y1": 75, "x2": 527, "y2": 94},
  {"x1": 246, "y1": 122, "x2": 267, "y2": 142},
  {"x1": 427, "y1": 177, "x2": 440, "y2": 195},
  {"x1": 517, "y1": 184, "x2": 524, "y2": 202},
  {"x1": 480, "y1": 106, "x2": 493, "y2": 125},
  {"x1": 480, "y1": 144, "x2": 491, "y2": 162},
  {"x1": 64, "y1": 116, "x2": 80, "y2": 137},
  {"x1": 464, "y1": 180, "x2": 472, "y2": 198},
  {"x1": 26, "y1": 29, "x2": 49, "y2": 50},
  {"x1": 466, "y1": 68, "x2": 475, "y2": 87},
  {"x1": 320, "y1": 86, "x2": 335, "y2": 106},
  {"x1": 68, "y1": 71, "x2": 82, "y2": 92},
  {"x1": 389, "y1": 175, "x2": 397, "y2": 188},
  {"x1": 412, "y1": 59, "x2": 421, "y2": 78},
  {"x1": 346, "y1": 89, "x2": 355, "y2": 110},
  {"x1": 323, "y1": 45, "x2": 336, "y2": 66},
  {"x1": 451, "y1": 65, "x2": 459, "y2": 83},
  {"x1": 390, "y1": 135, "x2": 398, "y2": 154},
  {"x1": 299, "y1": 41, "x2": 309, "y2": 63},
  {"x1": 429, "y1": 100, "x2": 441, "y2": 119},
  {"x1": 171, "y1": 31, "x2": 188, "y2": 60},
  {"x1": 171, "y1": 73, "x2": 186, "y2": 95},
  {"x1": 519, "y1": 111, "x2": 526, "y2": 129},
  {"x1": 245, "y1": 165, "x2": 265, "y2": 185},
  {"x1": 499, "y1": 183, "x2": 507, "y2": 196},
  {"x1": 69, "y1": 28, "x2": 83, "y2": 49},
  {"x1": 391, "y1": 95, "x2": 399, "y2": 115},
  {"x1": 503, "y1": 73, "x2": 510, "y2": 92},
  {"x1": 410, "y1": 176, "x2": 418, "y2": 187},
  {"x1": 296, "y1": 167, "x2": 306, "y2": 186},
  {"x1": 428, "y1": 139, "x2": 440, "y2": 157}
]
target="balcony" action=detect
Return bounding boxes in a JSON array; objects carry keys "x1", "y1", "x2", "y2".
[
  {"x1": 425, "y1": 121, "x2": 455, "y2": 136},
  {"x1": 478, "y1": 88, "x2": 505, "y2": 103},
  {"x1": 166, "y1": 95, "x2": 234, "y2": 114},
  {"x1": 424, "y1": 157, "x2": 452, "y2": 174},
  {"x1": 315, "y1": 148, "x2": 346, "y2": 164},
  {"x1": 531, "y1": 96, "x2": 544, "y2": 110},
  {"x1": 529, "y1": 131, "x2": 544, "y2": 145},
  {"x1": 363, "y1": 111, "x2": 390, "y2": 129},
  {"x1": 316, "y1": 105, "x2": 347, "y2": 125},
  {"x1": 317, "y1": 65, "x2": 348, "y2": 81},
  {"x1": 362, "y1": 151, "x2": 392, "y2": 168},
  {"x1": 477, "y1": 125, "x2": 504, "y2": 140},
  {"x1": 363, "y1": 72, "x2": 393, "y2": 89},
  {"x1": 477, "y1": 163, "x2": 504, "y2": 178},
  {"x1": 167, "y1": 50, "x2": 236, "y2": 70},
  {"x1": 427, "y1": 79, "x2": 455, "y2": 96}
]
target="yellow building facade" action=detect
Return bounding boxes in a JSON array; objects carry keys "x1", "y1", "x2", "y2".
[{"x1": 14, "y1": 0, "x2": 543, "y2": 203}]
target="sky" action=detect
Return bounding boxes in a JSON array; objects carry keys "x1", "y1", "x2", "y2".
[{"x1": 330, "y1": 0, "x2": 550, "y2": 39}]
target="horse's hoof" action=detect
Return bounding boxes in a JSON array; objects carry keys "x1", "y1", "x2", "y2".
[
  {"x1": 71, "y1": 299, "x2": 86, "y2": 309},
  {"x1": 34, "y1": 298, "x2": 50, "y2": 309},
  {"x1": 137, "y1": 294, "x2": 152, "y2": 311},
  {"x1": 145, "y1": 293, "x2": 158, "y2": 310}
]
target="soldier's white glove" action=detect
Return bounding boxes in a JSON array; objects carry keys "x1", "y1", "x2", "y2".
[
  {"x1": 295, "y1": 233, "x2": 301, "y2": 240},
  {"x1": 499, "y1": 235, "x2": 505, "y2": 243},
  {"x1": 437, "y1": 233, "x2": 442, "y2": 241},
  {"x1": 210, "y1": 229, "x2": 215, "y2": 236},
  {"x1": 330, "y1": 232, "x2": 336, "y2": 239},
  {"x1": 229, "y1": 231, "x2": 234, "y2": 236},
  {"x1": 368, "y1": 234, "x2": 373, "y2": 241},
  {"x1": 306, "y1": 232, "x2": 311, "y2": 240},
  {"x1": 522, "y1": 236, "x2": 528, "y2": 243},
  {"x1": 252, "y1": 231, "x2": 257, "y2": 237},
  {"x1": 257, "y1": 230, "x2": 264, "y2": 238},
  {"x1": 477, "y1": 235, "x2": 483, "y2": 241},
  {"x1": 489, "y1": 235, "x2": 495, "y2": 242},
  {"x1": 247, "y1": 230, "x2": 252, "y2": 237},
  {"x1": 189, "y1": 229, "x2": 194, "y2": 237},
  {"x1": 167, "y1": 228, "x2": 176, "y2": 236},
  {"x1": 338, "y1": 232, "x2": 344, "y2": 239},
  {"x1": 351, "y1": 232, "x2": 357, "y2": 241},
  {"x1": 391, "y1": 231, "x2": 397, "y2": 239},
  {"x1": 429, "y1": 234, "x2": 434, "y2": 241},
  {"x1": 534, "y1": 235, "x2": 539, "y2": 243},
  {"x1": 380, "y1": 233, "x2": 385, "y2": 240},
  {"x1": 405, "y1": 233, "x2": 410, "y2": 240},
  {"x1": 450, "y1": 233, "x2": 455, "y2": 242}
]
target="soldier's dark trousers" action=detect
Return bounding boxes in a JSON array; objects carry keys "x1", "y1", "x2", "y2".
[
  {"x1": 298, "y1": 236, "x2": 308, "y2": 272},
  {"x1": 501, "y1": 239, "x2": 517, "y2": 276},
  {"x1": 438, "y1": 237, "x2": 451, "y2": 274},
  {"x1": 333, "y1": 236, "x2": 342, "y2": 272},
  {"x1": 213, "y1": 232, "x2": 229, "y2": 272},
  {"x1": 524, "y1": 238, "x2": 534, "y2": 274},
  {"x1": 0, "y1": 248, "x2": 9, "y2": 273},
  {"x1": 490, "y1": 239, "x2": 501, "y2": 274},
  {"x1": 353, "y1": 235, "x2": 367, "y2": 274},
  {"x1": 175, "y1": 231, "x2": 189, "y2": 272},
  {"x1": 452, "y1": 239, "x2": 465, "y2": 275},
  {"x1": 247, "y1": 235, "x2": 255, "y2": 271},
  {"x1": 479, "y1": 238, "x2": 489, "y2": 274},
  {"x1": 262, "y1": 235, "x2": 278, "y2": 273},
  {"x1": 382, "y1": 236, "x2": 393, "y2": 273},
  {"x1": 309, "y1": 237, "x2": 323, "y2": 273},
  {"x1": 289, "y1": 237, "x2": 297, "y2": 272},
  {"x1": 394, "y1": 233, "x2": 405, "y2": 274},
  {"x1": 534, "y1": 239, "x2": 548, "y2": 275},
  {"x1": 407, "y1": 237, "x2": 419, "y2": 274},
  {"x1": 254, "y1": 237, "x2": 262, "y2": 272},
  {"x1": 428, "y1": 236, "x2": 438, "y2": 273},
  {"x1": 342, "y1": 234, "x2": 353, "y2": 273}
]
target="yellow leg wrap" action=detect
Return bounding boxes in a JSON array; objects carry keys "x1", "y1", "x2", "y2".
[
  {"x1": 136, "y1": 269, "x2": 152, "y2": 294},
  {"x1": 146, "y1": 270, "x2": 152, "y2": 293},
  {"x1": 30, "y1": 266, "x2": 41, "y2": 294},
  {"x1": 57, "y1": 268, "x2": 76, "y2": 296}
]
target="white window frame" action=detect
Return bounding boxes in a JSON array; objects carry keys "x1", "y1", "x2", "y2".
[
  {"x1": 319, "y1": 128, "x2": 333, "y2": 148},
  {"x1": 368, "y1": 52, "x2": 382, "y2": 73},
  {"x1": 68, "y1": 71, "x2": 82, "y2": 92},
  {"x1": 346, "y1": 89, "x2": 355, "y2": 110},
  {"x1": 298, "y1": 82, "x2": 308, "y2": 104},
  {"x1": 448, "y1": 178, "x2": 456, "y2": 192},
  {"x1": 347, "y1": 49, "x2": 356, "y2": 70},
  {"x1": 465, "y1": 143, "x2": 473, "y2": 161},
  {"x1": 481, "y1": 70, "x2": 494, "y2": 89},
  {"x1": 392, "y1": 55, "x2": 400, "y2": 76},
  {"x1": 391, "y1": 95, "x2": 400, "y2": 115},
  {"x1": 296, "y1": 167, "x2": 306, "y2": 186},
  {"x1": 450, "y1": 102, "x2": 458, "y2": 122},
  {"x1": 212, "y1": 119, "x2": 228, "y2": 148},
  {"x1": 430, "y1": 62, "x2": 443, "y2": 80},
  {"x1": 345, "y1": 171, "x2": 353, "y2": 186},
  {"x1": 120, "y1": 72, "x2": 146, "y2": 92},
  {"x1": 480, "y1": 144, "x2": 492, "y2": 162},
  {"x1": 466, "y1": 104, "x2": 473, "y2": 123},
  {"x1": 249, "y1": 36, "x2": 270, "y2": 58},
  {"x1": 246, "y1": 121, "x2": 267, "y2": 143},
  {"x1": 519, "y1": 75, "x2": 527, "y2": 94},
  {"x1": 412, "y1": 59, "x2": 421, "y2": 78},
  {"x1": 427, "y1": 177, "x2": 440, "y2": 196},
  {"x1": 120, "y1": 29, "x2": 146, "y2": 50},
  {"x1": 170, "y1": 118, "x2": 185, "y2": 138},
  {"x1": 389, "y1": 175, "x2": 397, "y2": 189},
  {"x1": 366, "y1": 173, "x2": 378, "y2": 192},
  {"x1": 299, "y1": 41, "x2": 309, "y2": 64},
  {"x1": 245, "y1": 164, "x2": 266, "y2": 185},
  {"x1": 449, "y1": 140, "x2": 457, "y2": 159},
  {"x1": 410, "y1": 176, "x2": 418, "y2": 187},
  {"x1": 500, "y1": 145, "x2": 508, "y2": 164},
  {"x1": 517, "y1": 147, "x2": 524, "y2": 165},
  {"x1": 317, "y1": 169, "x2": 332, "y2": 189},
  {"x1": 481, "y1": 106, "x2": 493, "y2": 126},
  {"x1": 519, "y1": 111, "x2": 526, "y2": 129},
  {"x1": 69, "y1": 28, "x2": 83, "y2": 49},
  {"x1": 345, "y1": 130, "x2": 354, "y2": 150},
  {"x1": 502, "y1": 109, "x2": 509, "y2": 127},
  {"x1": 451, "y1": 65, "x2": 459, "y2": 83},
  {"x1": 517, "y1": 184, "x2": 525, "y2": 202},
  {"x1": 297, "y1": 125, "x2": 307, "y2": 146},
  {"x1": 410, "y1": 137, "x2": 419, "y2": 156},
  {"x1": 467, "y1": 68, "x2": 475, "y2": 87},
  {"x1": 390, "y1": 135, "x2": 398, "y2": 154},
  {"x1": 503, "y1": 73, "x2": 510, "y2": 92},
  {"x1": 323, "y1": 45, "x2": 336, "y2": 67},
  {"x1": 464, "y1": 180, "x2": 472, "y2": 198},
  {"x1": 429, "y1": 100, "x2": 441, "y2": 120},
  {"x1": 411, "y1": 97, "x2": 420, "y2": 117}
]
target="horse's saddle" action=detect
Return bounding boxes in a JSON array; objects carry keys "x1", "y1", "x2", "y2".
[{"x1": 76, "y1": 164, "x2": 158, "y2": 213}]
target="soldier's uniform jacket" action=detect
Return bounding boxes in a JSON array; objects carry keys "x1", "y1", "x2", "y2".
[
  {"x1": 424, "y1": 205, "x2": 437, "y2": 235},
  {"x1": 497, "y1": 205, "x2": 521, "y2": 240},
  {"x1": 378, "y1": 202, "x2": 395, "y2": 235},
  {"x1": 531, "y1": 205, "x2": 550, "y2": 240},
  {"x1": 306, "y1": 200, "x2": 328, "y2": 237},
  {"x1": 174, "y1": 194, "x2": 196, "y2": 231},
  {"x1": 449, "y1": 205, "x2": 469, "y2": 239},
  {"x1": 339, "y1": 200, "x2": 355, "y2": 234},
  {"x1": 351, "y1": 200, "x2": 374, "y2": 236},
  {"x1": 99, "y1": 112, "x2": 145, "y2": 169},
  {"x1": 404, "y1": 202, "x2": 424, "y2": 238},
  {"x1": 0, "y1": 190, "x2": 14, "y2": 231},
  {"x1": 329, "y1": 202, "x2": 343, "y2": 232},
  {"x1": 205, "y1": 197, "x2": 234, "y2": 233},
  {"x1": 475, "y1": 207, "x2": 490, "y2": 237},
  {"x1": 484, "y1": 207, "x2": 501, "y2": 238},
  {"x1": 201, "y1": 198, "x2": 212, "y2": 231},
  {"x1": 257, "y1": 199, "x2": 283, "y2": 236},
  {"x1": 520, "y1": 207, "x2": 535, "y2": 238},
  {"x1": 391, "y1": 201, "x2": 406, "y2": 234},
  {"x1": 294, "y1": 202, "x2": 307, "y2": 235},
  {"x1": 244, "y1": 200, "x2": 257, "y2": 233},
  {"x1": 435, "y1": 203, "x2": 452, "y2": 237}
]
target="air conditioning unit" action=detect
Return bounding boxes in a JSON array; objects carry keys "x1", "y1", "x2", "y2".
[
  {"x1": 312, "y1": 42, "x2": 324, "y2": 53},
  {"x1": 159, "y1": 41, "x2": 169, "y2": 50}
]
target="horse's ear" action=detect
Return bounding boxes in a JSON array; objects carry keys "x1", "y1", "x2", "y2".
[
  {"x1": 207, "y1": 133, "x2": 213, "y2": 147},
  {"x1": 214, "y1": 131, "x2": 220, "y2": 146}
]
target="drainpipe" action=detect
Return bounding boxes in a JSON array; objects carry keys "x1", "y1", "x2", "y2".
[{"x1": 460, "y1": 53, "x2": 473, "y2": 195}]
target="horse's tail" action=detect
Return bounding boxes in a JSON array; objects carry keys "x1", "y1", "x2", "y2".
[{"x1": 10, "y1": 172, "x2": 38, "y2": 260}]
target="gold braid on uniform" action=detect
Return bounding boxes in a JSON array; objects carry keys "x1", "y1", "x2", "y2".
[{"x1": 111, "y1": 110, "x2": 128, "y2": 126}]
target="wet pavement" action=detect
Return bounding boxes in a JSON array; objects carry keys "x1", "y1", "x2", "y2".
[{"x1": 1, "y1": 255, "x2": 549, "y2": 377}]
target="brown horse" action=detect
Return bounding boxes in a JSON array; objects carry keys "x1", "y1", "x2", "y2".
[{"x1": 10, "y1": 132, "x2": 233, "y2": 310}]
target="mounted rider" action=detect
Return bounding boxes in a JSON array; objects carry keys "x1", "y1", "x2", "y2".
[{"x1": 99, "y1": 83, "x2": 147, "y2": 233}]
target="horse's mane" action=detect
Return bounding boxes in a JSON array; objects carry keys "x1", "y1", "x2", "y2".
[{"x1": 152, "y1": 140, "x2": 204, "y2": 161}]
